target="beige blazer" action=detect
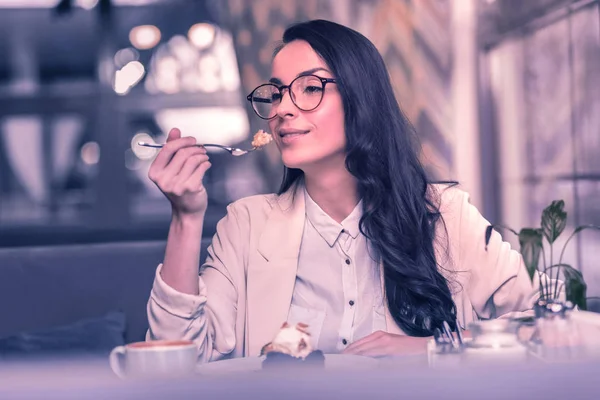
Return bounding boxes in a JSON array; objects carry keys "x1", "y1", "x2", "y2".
[{"x1": 147, "y1": 183, "x2": 537, "y2": 363}]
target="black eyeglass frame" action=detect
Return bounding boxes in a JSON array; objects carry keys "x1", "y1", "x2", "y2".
[{"x1": 246, "y1": 75, "x2": 337, "y2": 120}]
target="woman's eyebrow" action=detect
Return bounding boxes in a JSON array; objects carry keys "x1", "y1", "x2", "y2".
[{"x1": 269, "y1": 67, "x2": 331, "y2": 85}]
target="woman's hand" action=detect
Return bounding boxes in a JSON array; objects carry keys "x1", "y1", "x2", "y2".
[
  {"x1": 342, "y1": 331, "x2": 429, "y2": 357},
  {"x1": 148, "y1": 128, "x2": 212, "y2": 220}
]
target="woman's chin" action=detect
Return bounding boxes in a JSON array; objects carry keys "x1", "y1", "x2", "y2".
[
  {"x1": 281, "y1": 157, "x2": 308, "y2": 170},
  {"x1": 281, "y1": 153, "x2": 320, "y2": 170}
]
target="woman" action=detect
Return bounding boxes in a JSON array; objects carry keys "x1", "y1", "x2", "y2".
[{"x1": 146, "y1": 19, "x2": 536, "y2": 362}]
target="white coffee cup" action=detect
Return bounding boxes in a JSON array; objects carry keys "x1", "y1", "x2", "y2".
[{"x1": 109, "y1": 340, "x2": 198, "y2": 378}]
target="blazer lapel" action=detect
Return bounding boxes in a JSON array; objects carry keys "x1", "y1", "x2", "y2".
[{"x1": 246, "y1": 183, "x2": 306, "y2": 356}]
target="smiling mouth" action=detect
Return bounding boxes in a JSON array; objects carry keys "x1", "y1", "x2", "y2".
[{"x1": 279, "y1": 130, "x2": 309, "y2": 138}]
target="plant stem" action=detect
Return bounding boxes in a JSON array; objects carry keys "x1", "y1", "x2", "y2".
[
  {"x1": 544, "y1": 263, "x2": 575, "y2": 301},
  {"x1": 556, "y1": 225, "x2": 600, "y2": 299},
  {"x1": 559, "y1": 230, "x2": 576, "y2": 265},
  {"x1": 544, "y1": 263, "x2": 572, "y2": 274},
  {"x1": 540, "y1": 248, "x2": 547, "y2": 300},
  {"x1": 556, "y1": 232, "x2": 575, "y2": 301},
  {"x1": 558, "y1": 225, "x2": 600, "y2": 265},
  {"x1": 550, "y1": 243, "x2": 554, "y2": 299}
]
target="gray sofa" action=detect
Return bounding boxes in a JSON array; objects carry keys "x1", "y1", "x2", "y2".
[
  {"x1": 0, "y1": 239, "x2": 211, "y2": 355},
  {"x1": 2, "y1": 238, "x2": 596, "y2": 357}
]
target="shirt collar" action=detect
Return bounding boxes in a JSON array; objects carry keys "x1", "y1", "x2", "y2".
[{"x1": 303, "y1": 186, "x2": 362, "y2": 247}]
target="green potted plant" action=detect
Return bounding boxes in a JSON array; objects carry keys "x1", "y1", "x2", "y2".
[{"x1": 485, "y1": 200, "x2": 600, "y2": 311}]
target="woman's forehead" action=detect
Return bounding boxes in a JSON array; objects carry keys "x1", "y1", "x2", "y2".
[{"x1": 271, "y1": 40, "x2": 330, "y2": 82}]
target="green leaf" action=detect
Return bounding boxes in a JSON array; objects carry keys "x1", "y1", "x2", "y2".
[
  {"x1": 541, "y1": 200, "x2": 567, "y2": 245},
  {"x1": 562, "y1": 265, "x2": 587, "y2": 311},
  {"x1": 518, "y1": 228, "x2": 543, "y2": 283}
]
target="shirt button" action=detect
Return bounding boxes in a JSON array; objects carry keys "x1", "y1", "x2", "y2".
[
  {"x1": 349, "y1": 300, "x2": 355, "y2": 306},
  {"x1": 342, "y1": 339, "x2": 348, "y2": 345},
  {"x1": 345, "y1": 259, "x2": 351, "y2": 265}
]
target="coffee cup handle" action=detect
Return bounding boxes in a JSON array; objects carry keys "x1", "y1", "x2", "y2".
[{"x1": 109, "y1": 346, "x2": 126, "y2": 378}]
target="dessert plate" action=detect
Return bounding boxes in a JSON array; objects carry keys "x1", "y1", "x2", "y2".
[{"x1": 196, "y1": 354, "x2": 379, "y2": 376}]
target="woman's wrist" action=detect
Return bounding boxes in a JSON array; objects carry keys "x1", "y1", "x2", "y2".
[{"x1": 171, "y1": 210, "x2": 205, "y2": 233}]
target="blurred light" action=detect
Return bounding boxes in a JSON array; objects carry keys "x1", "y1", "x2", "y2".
[
  {"x1": 144, "y1": 76, "x2": 158, "y2": 94},
  {"x1": 155, "y1": 107, "x2": 250, "y2": 146},
  {"x1": 198, "y1": 55, "x2": 219, "y2": 74},
  {"x1": 114, "y1": 47, "x2": 139, "y2": 68},
  {"x1": 197, "y1": 75, "x2": 220, "y2": 93},
  {"x1": 0, "y1": 0, "x2": 55, "y2": 7},
  {"x1": 129, "y1": 25, "x2": 161, "y2": 50},
  {"x1": 131, "y1": 132, "x2": 157, "y2": 160},
  {"x1": 214, "y1": 32, "x2": 241, "y2": 91},
  {"x1": 188, "y1": 23, "x2": 216, "y2": 50},
  {"x1": 180, "y1": 72, "x2": 201, "y2": 92},
  {"x1": 168, "y1": 35, "x2": 197, "y2": 68},
  {"x1": 81, "y1": 142, "x2": 100, "y2": 165},
  {"x1": 114, "y1": 61, "x2": 145, "y2": 95},
  {"x1": 155, "y1": 56, "x2": 180, "y2": 94},
  {"x1": 116, "y1": 0, "x2": 161, "y2": 4},
  {"x1": 157, "y1": 56, "x2": 178, "y2": 72},
  {"x1": 0, "y1": 0, "x2": 162, "y2": 7},
  {"x1": 76, "y1": 0, "x2": 99, "y2": 9}
]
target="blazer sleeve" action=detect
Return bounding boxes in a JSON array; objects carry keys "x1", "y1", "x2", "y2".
[
  {"x1": 445, "y1": 188, "x2": 540, "y2": 319},
  {"x1": 146, "y1": 203, "x2": 245, "y2": 363}
]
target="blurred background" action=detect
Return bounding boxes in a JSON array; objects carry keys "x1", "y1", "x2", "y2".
[{"x1": 0, "y1": 0, "x2": 598, "y2": 293}]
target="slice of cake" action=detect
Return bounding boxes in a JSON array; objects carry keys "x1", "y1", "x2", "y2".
[
  {"x1": 251, "y1": 129, "x2": 273, "y2": 148},
  {"x1": 261, "y1": 322, "x2": 325, "y2": 369}
]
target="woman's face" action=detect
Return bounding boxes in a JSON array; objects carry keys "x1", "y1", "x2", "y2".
[{"x1": 268, "y1": 40, "x2": 346, "y2": 172}]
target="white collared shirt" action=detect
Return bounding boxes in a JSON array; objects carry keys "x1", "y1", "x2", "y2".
[{"x1": 286, "y1": 188, "x2": 386, "y2": 353}]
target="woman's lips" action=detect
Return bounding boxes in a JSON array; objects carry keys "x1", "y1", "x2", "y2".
[{"x1": 279, "y1": 130, "x2": 309, "y2": 145}]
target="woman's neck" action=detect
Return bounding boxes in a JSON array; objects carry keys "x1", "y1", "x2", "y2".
[{"x1": 303, "y1": 167, "x2": 359, "y2": 224}]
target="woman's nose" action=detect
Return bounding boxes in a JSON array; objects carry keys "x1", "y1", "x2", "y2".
[{"x1": 275, "y1": 88, "x2": 297, "y2": 118}]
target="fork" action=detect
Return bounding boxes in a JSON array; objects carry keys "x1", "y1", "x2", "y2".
[{"x1": 137, "y1": 142, "x2": 258, "y2": 157}]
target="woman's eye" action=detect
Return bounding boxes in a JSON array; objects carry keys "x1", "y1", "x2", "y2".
[{"x1": 304, "y1": 86, "x2": 323, "y2": 94}]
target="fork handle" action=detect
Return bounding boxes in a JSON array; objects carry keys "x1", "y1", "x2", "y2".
[{"x1": 137, "y1": 142, "x2": 230, "y2": 151}]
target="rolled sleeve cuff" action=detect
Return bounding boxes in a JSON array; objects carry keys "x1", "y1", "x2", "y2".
[{"x1": 151, "y1": 263, "x2": 207, "y2": 319}]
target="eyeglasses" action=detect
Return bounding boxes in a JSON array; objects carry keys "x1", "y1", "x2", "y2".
[{"x1": 246, "y1": 74, "x2": 337, "y2": 120}]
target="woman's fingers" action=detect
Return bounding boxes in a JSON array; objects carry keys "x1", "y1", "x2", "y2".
[
  {"x1": 171, "y1": 154, "x2": 210, "y2": 193},
  {"x1": 165, "y1": 146, "x2": 207, "y2": 179},
  {"x1": 146, "y1": 128, "x2": 211, "y2": 216},
  {"x1": 166, "y1": 127, "x2": 181, "y2": 142},
  {"x1": 181, "y1": 159, "x2": 212, "y2": 193},
  {"x1": 149, "y1": 130, "x2": 197, "y2": 173},
  {"x1": 150, "y1": 146, "x2": 206, "y2": 189}
]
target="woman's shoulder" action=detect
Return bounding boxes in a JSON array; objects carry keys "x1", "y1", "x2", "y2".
[
  {"x1": 227, "y1": 183, "x2": 302, "y2": 217},
  {"x1": 211, "y1": 194, "x2": 278, "y2": 239},
  {"x1": 227, "y1": 193, "x2": 279, "y2": 216}
]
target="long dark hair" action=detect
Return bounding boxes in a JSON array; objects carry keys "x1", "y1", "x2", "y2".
[{"x1": 276, "y1": 20, "x2": 457, "y2": 336}]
